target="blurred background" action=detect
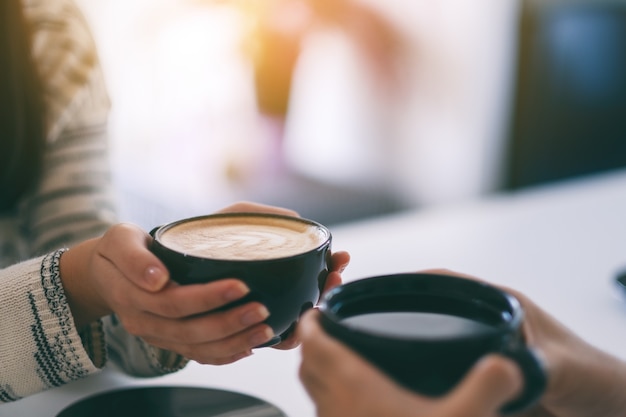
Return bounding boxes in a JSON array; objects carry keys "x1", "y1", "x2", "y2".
[{"x1": 74, "y1": 0, "x2": 626, "y2": 230}]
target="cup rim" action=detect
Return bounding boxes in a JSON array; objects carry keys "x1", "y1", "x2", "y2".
[
  {"x1": 151, "y1": 212, "x2": 332, "y2": 263},
  {"x1": 318, "y1": 272, "x2": 523, "y2": 341}
]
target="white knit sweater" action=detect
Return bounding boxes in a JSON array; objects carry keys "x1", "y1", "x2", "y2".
[{"x1": 0, "y1": 0, "x2": 187, "y2": 403}]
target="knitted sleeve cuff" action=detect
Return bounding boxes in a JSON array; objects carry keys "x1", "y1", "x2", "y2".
[
  {"x1": 102, "y1": 314, "x2": 189, "y2": 378},
  {"x1": 0, "y1": 250, "x2": 103, "y2": 403}
]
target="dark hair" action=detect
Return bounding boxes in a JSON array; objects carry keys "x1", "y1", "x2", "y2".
[{"x1": 0, "y1": 0, "x2": 47, "y2": 211}]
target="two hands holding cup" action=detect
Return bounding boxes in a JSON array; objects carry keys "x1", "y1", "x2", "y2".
[
  {"x1": 60, "y1": 201, "x2": 349, "y2": 365},
  {"x1": 298, "y1": 271, "x2": 626, "y2": 417}
]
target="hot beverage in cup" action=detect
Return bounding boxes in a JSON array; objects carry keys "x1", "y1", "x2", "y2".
[
  {"x1": 338, "y1": 311, "x2": 497, "y2": 339},
  {"x1": 318, "y1": 273, "x2": 547, "y2": 414},
  {"x1": 150, "y1": 213, "x2": 332, "y2": 346},
  {"x1": 157, "y1": 215, "x2": 328, "y2": 261}
]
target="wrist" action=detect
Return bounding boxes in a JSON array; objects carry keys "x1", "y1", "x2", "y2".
[
  {"x1": 549, "y1": 342, "x2": 626, "y2": 417},
  {"x1": 60, "y1": 238, "x2": 112, "y2": 329}
]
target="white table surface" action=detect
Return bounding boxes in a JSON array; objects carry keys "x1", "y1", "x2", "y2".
[{"x1": 4, "y1": 169, "x2": 626, "y2": 417}]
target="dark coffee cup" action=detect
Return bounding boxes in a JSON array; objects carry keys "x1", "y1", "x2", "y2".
[
  {"x1": 317, "y1": 273, "x2": 546, "y2": 413},
  {"x1": 150, "y1": 212, "x2": 332, "y2": 346}
]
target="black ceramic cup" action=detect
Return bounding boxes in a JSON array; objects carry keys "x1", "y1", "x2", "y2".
[
  {"x1": 317, "y1": 273, "x2": 547, "y2": 414},
  {"x1": 150, "y1": 212, "x2": 332, "y2": 346}
]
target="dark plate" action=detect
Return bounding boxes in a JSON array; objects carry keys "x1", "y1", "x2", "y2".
[{"x1": 56, "y1": 386, "x2": 287, "y2": 417}]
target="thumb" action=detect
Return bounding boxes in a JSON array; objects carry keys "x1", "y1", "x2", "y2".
[
  {"x1": 444, "y1": 354, "x2": 523, "y2": 417},
  {"x1": 99, "y1": 224, "x2": 170, "y2": 292}
]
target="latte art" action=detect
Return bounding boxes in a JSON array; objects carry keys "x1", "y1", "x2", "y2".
[{"x1": 158, "y1": 215, "x2": 329, "y2": 261}]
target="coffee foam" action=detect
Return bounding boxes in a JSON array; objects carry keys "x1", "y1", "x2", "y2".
[{"x1": 158, "y1": 215, "x2": 329, "y2": 261}]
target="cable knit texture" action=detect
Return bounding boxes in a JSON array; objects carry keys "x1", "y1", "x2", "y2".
[{"x1": 0, "y1": 251, "x2": 100, "y2": 402}]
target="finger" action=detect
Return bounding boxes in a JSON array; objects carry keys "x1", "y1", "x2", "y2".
[
  {"x1": 298, "y1": 309, "x2": 330, "y2": 352},
  {"x1": 97, "y1": 223, "x2": 170, "y2": 292},
  {"x1": 144, "y1": 323, "x2": 274, "y2": 365},
  {"x1": 443, "y1": 354, "x2": 523, "y2": 417},
  {"x1": 298, "y1": 311, "x2": 342, "y2": 396},
  {"x1": 298, "y1": 310, "x2": 411, "y2": 412},
  {"x1": 298, "y1": 310, "x2": 381, "y2": 381},
  {"x1": 321, "y1": 251, "x2": 350, "y2": 293},
  {"x1": 272, "y1": 335, "x2": 300, "y2": 351},
  {"x1": 124, "y1": 300, "x2": 271, "y2": 344},
  {"x1": 135, "y1": 279, "x2": 252, "y2": 319},
  {"x1": 271, "y1": 325, "x2": 300, "y2": 351},
  {"x1": 322, "y1": 271, "x2": 342, "y2": 294},
  {"x1": 330, "y1": 251, "x2": 350, "y2": 273}
]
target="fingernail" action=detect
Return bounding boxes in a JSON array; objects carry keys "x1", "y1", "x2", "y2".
[
  {"x1": 223, "y1": 282, "x2": 250, "y2": 302},
  {"x1": 240, "y1": 305, "x2": 270, "y2": 326},
  {"x1": 250, "y1": 327, "x2": 274, "y2": 346},
  {"x1": 144, "y1": 266, "x2": 167, "y2": 290}
]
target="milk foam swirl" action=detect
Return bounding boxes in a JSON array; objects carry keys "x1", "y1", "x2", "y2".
[{"x1": 158, "y1": 215, "x2": 329, "y2": 261}]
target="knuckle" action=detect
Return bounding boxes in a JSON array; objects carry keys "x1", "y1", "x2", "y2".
[
  {"x1": 101, "y1": 223, "x2": 130, "y2": 244},
  {"x1": 99, "y1": 223, "x2": 145, "y2": 258}
]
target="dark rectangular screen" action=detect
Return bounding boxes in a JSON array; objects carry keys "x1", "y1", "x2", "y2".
[{"x1": 504, "y1": 2, "x2": 626, "y2": 189}]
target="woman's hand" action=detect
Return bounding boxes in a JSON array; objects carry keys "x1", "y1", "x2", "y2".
[
  {"x1": 60, "y1": 201, "x2": 349, "y2": 364},
  {"x1": 297, "y1": 309, "x2": 522, "y2": 417},
  {"x1": 61, "y1": 223, "x2": 276, "y2": 365}
]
